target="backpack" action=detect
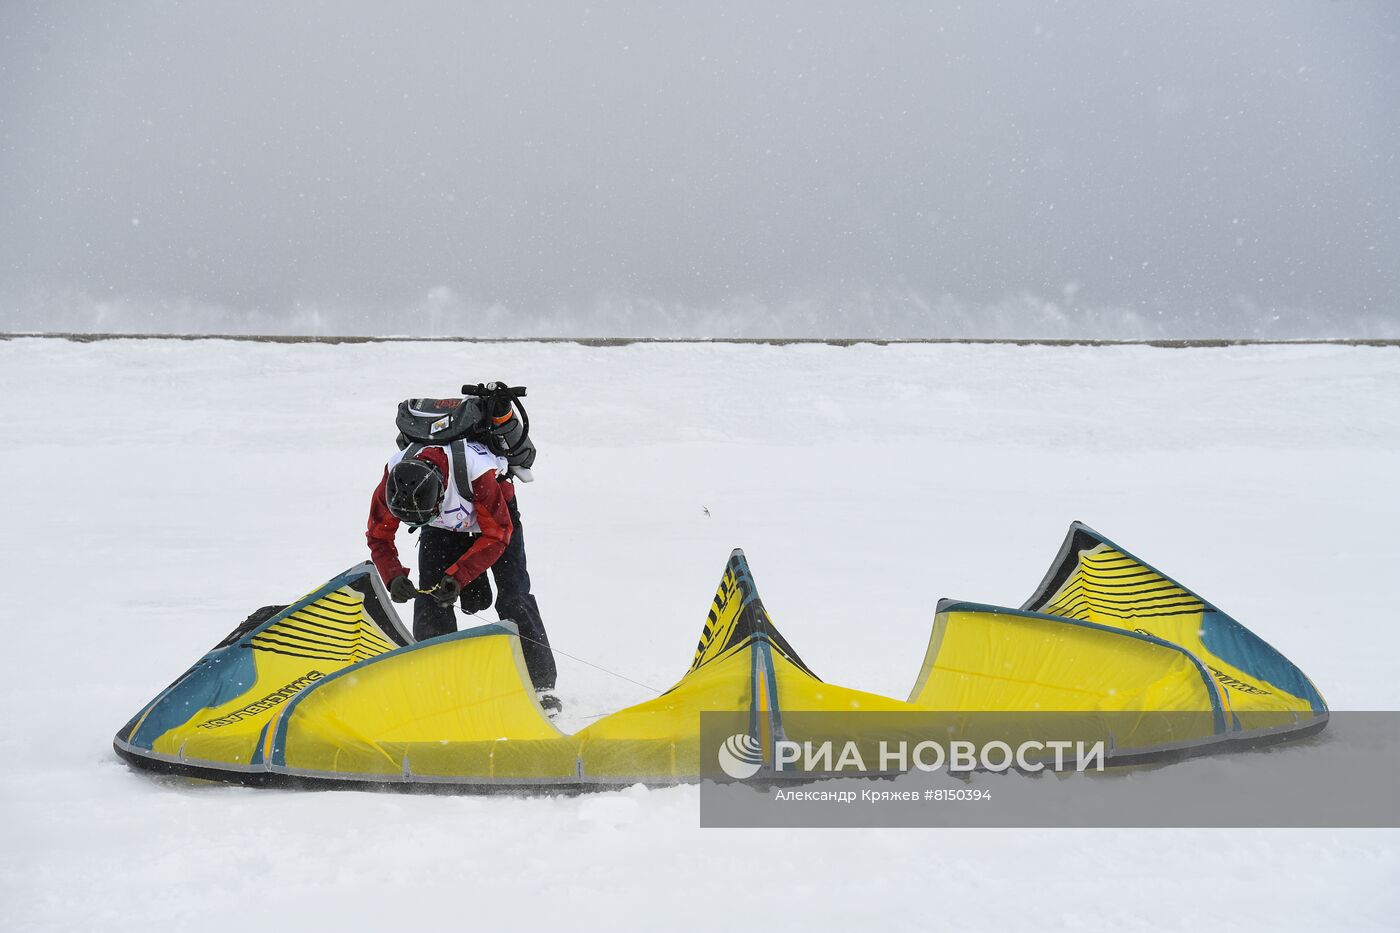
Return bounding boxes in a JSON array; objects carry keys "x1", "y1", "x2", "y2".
[{"x1": 395, "y1": 383, "x2": 536, "y2": 499}]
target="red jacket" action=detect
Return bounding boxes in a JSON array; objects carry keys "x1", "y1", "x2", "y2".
[{"x1": 366, "y1": 446, "x2": 516, "y2": 586}]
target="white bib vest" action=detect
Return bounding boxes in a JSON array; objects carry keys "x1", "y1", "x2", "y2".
[{"x1": 387, "y1": 441, "x2": 508, "y2": 534}]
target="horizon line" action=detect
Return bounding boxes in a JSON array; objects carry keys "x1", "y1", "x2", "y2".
[{"x1": 2, "y1": 332, "x2": 1398, "y2": 349}]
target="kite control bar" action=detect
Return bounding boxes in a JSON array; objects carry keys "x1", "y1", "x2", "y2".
[
  {"x1": 461, "y1": 382, "x2": 527, "y2": 401},
  {"x1": 462, "y1": 381, "x2": 531, "y2": 459}
]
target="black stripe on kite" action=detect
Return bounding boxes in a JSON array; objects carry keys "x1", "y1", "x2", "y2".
[
  {"x1": 1077, "y1": 575, "x2": 1182, "y2": 590},
  {"x1": 1081, "y1": 555, "x2": 1139, "y2": 569},
  {"x1": 251, "y1": 634, "x2": 360, "y2": 660},
  {"x1": 303, "y1": 601, "x2": 362, "y2": 621},
  {"x1": 249, "y1": 643, "x2": 356, "y2": 662},
  {"x1": 282, "y1": 614, "x2": 366, "y2": 640},
  {"x1": 267, "y1": 621, "x2": 366, "y2": 649},
  {"x1": 292, "y1": 608, "x2": 365, "y2": 631},
  {"x1": 1078, "y1": 566, "x2": 1160, "y2": 584},
  {"x1": 1080, "y1": 582, "x2": 1190, "y2": 599},
  {"x1": 1075, "y1": 602, "x2": 1207, "y2": 620},
  {"x1": 320, "y1": 592, "x2": 362, "y2": 608}
]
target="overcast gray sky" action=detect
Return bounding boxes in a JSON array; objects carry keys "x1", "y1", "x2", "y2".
[{"x1": 1, "y1": 1, "x2": 1397, "y2": 337}]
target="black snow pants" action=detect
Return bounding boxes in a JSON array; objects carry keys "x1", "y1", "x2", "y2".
[{"x1": 412, "y1": 497, "x2": 557, "y2": 690}]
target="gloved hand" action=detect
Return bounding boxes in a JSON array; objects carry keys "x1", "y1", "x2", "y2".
[
  {"x1": 388, "y1": 574, "x2": 417, "y2": 603},
  {"x1": 460, "y1": 572, "x2": 493, "y2": 613},
  {"x1": 428, "y1": 575, "x2": 462, "y2": 607}
]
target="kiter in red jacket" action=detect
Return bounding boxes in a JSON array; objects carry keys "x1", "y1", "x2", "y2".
[{"x1": 366, "y1": 439, "x2": 558, "y2": 705}]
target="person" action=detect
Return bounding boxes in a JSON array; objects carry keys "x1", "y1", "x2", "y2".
[{"x1": 365, "y1": 439, "x2": 559, "y2": 711}]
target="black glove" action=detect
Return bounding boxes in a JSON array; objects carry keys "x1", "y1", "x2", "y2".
[
  {"x1": 388, "y1": 574, "x2": 416, "y2": 603},
  {"x1": 428, "y1": 575, "x2": 462, "y2": 607},
  {"x1": 460, "y1": 572, "x2": 493, "y2": 613}
]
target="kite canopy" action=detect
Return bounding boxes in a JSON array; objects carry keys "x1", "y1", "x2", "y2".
[
  {"x1": 115, "y1": 566, "x2": 411, "y2": 777},
  {"x1": 905, "y1": 523, "x2": 1326, "y2": 758},
  {"x1": 574, "y1": 551, "x2": 919, "y2": 783},
  {"x1": 1018, "y1": 522, "x2": 1327, "y2": 727},
  {"x1": 115, "y1": 524, "x2": 1326, "y2": 790}
]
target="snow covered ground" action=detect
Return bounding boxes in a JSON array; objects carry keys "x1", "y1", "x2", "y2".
[{"x1": 1, "y1": 337, "x2": 1397, "y2": 931}]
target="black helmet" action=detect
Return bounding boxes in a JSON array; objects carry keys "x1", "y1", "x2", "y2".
[{"x1": 385, "y1": 458, "x2": 444, "y2": 527}]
